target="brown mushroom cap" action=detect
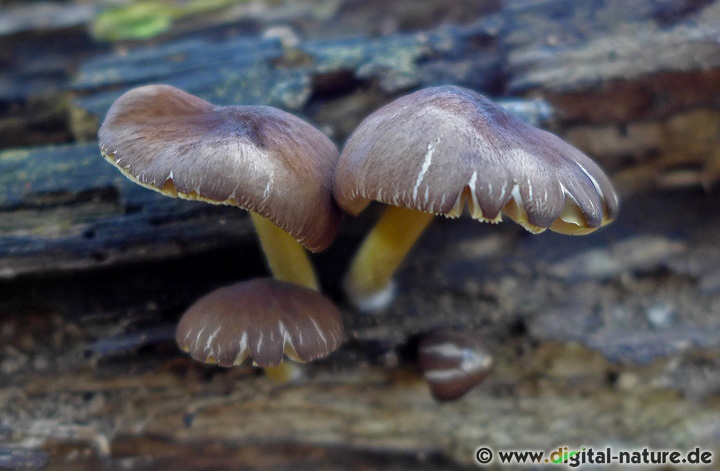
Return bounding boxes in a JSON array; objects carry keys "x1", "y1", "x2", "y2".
[
  {"x1": 99, "y1": 84, "x2": 340, "y2": 252},
  {"x1": 334, "y1": 85, "x2": 619, "y2": 234},
  {"x1": 418, "y1": 331, "x2": 492, "y2": 401},
  {"x1": 176, "y1": 278, "x2": 345, "y2": 367}
]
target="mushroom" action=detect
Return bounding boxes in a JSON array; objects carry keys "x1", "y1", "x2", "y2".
[
  {"x1": 176, "y1": 278, "x2": 345, "y2": 367},
  {"x1": 418, "y1": 331, "x2": 492, "y2": 401},
  {"x1": 98, "y1": 84, "x2": 340, "y2": 290},
  {"x1": 334, "y1": 85, "x2": 619, "y2": 311}
]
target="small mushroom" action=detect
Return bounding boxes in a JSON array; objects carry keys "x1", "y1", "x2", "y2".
[
  {"x1": 334, "y1": 85, "x2": 619, "y2": 311},
  {"x1": 99, "y1": 84, "x2": 340, "y2": 290},
  {"x1": 176, "y1": 278, "x2": 345, "y2": 367},
  {"x1": 418, "y1": 331, "x2": 492, "y2": 401}
]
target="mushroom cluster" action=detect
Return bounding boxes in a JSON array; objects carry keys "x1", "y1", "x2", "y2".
[
  {"x1": 99, "y1": 83, "x2": 618, "y2": 398},
  {"x1": 99, "y1": 84, "x2": 346, "y2": 371}
]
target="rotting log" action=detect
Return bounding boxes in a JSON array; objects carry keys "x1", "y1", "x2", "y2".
[
  {"x1": 3, "y1": 182, "x2": 720, "y2": 467},
  {"x1": 0, "y1": 143, "x2": 257, "y2": 278},
  {"x1": 64, "y1": 0, "x2": 720, "y2": 190},
  {"x1": 3, "y1": 0, "x2": 720, "y2": 185},
  {"x1": 2, "y1": 0, "x2": 720, "y2": 469}
]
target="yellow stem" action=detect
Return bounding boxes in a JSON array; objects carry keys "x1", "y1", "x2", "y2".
[
  {"x1": 264, "y1": 363, "x2": 303, "y2": 383},
  {"x1": 249, "y1": 212, "x2": 319, "y2": 291},
  {"x1": 344, "y1": 206, "x2": 435, "y2": 310}
]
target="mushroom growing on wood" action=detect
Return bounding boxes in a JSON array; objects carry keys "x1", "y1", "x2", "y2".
[
  {"x1": 176, "y1": 278, "x2": 345, "y2": 367},
  {"x1": 418, "y1": 331, "x2": 492, "y2": 401},
  {"x1": 334, "y1": 85, "x2": 619, "y2": 311},
  {"x1": 99, "y1": 84, "x2": 340, "y2": 290}
]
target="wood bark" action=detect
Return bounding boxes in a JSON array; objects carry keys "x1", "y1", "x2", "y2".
[{"x1": 1, "y1": 0, "x2": 720, "y2": 468}]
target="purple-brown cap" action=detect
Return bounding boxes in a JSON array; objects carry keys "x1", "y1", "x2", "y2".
[
  {"x1": 176, "y1": 278, "x2": 345, "y2": 367},
  {"x1": 99, "y1": 84, "x2": 340, "y2": 252},
  {"x1": 418, "y1": 331, "x2": 492, "y2": 401},
  {"x1": 334, "y1": 85, "x2": 619, "y2": 235}
]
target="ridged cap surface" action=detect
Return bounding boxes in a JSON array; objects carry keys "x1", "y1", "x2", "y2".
[
  {"x1": 99, "y1": 84, "x2": 340, "y2": 251},
  {"x1": 335, "y1": 85, "x2": 618, "y2": 234},
  {"x1": 176, "y1": 278, "x2": 345, "y2": 367}
]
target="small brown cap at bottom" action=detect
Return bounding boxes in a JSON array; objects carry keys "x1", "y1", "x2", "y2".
[
  {"x1": 418, "y1": 331, "x2": 493, "y2": 401},
  {"x1": 176, "y1": 278, "x2": 345, "y2": 368}
]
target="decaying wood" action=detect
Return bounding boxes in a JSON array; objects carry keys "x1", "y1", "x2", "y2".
[
  {"x1": 0, "y1": 143, "x2": 258, "y2": 278},
  {"x1": 2, "y1": 0, "x2": 720, "y2": 469},
  {"x1": 3, "y1": 187, "x2": 720, "y2": 468}
]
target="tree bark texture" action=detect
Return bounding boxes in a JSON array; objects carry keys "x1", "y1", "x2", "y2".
[{"x1": 1, "y1": 0, "x2": 720, "y2": 469}]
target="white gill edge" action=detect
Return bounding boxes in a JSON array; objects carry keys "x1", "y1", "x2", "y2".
[
  {"x1": 261, "y1": 171, "x2": 274, "y2": 207},
  {"x1": 425, "y1": 368, "x2": 468, "y2": 382},
  {"x1": 420, "y1": 342, "x2": 468, "y2": 359},
  {"x1": 309, "y1": 316, "x2": 329, "y2": 349},
  {"x1": 574, "y1": 161, "x2": 603, "y2": 213},
  {"x1": 278, "y1": 320, "x2": 296, "y2": 354},
  {"x1": 194, "y1": 327, "x2": 205, "y2": 350},
  {"x1": 234, "y1": 332, "x2": 249, "y2": 364},
  {"x1": 205, "y1": 326, "x2": 222, "y2": 352},
  {"x1": 412, "y1": 138, "x2": 440, "y2": 202}
]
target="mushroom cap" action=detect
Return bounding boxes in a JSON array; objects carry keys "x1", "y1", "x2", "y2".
[
  {"x1": 334, "y1": 85, "x2": 619, "y2": 235},
  {"x1": 99, "y1": 84, "x2": 340, "y2": 252},
  {"x1": 176, "y1": 278, "x2": 345, "y2": 367},
  {"x1": 418, "y1": 331, "x2": 492, "y2": 401}
]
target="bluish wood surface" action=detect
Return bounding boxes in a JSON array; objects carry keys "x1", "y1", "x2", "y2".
[{"x1": 0, "y1": 143, "x2": 254, "y2": 277}]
